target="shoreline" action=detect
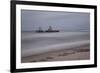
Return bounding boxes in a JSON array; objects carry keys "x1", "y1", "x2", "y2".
[{"x1": 22, "y1": 45, "x2": 90, "y2": 63}]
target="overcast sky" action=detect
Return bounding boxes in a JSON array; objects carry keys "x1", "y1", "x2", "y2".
[{"x1": 21, "y1": 10, "x2": 90, "y2": 32}]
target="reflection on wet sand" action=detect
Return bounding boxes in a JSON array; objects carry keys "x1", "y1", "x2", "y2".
[{"x1": 22, "y1": 45, "x2": 90, "y2": 63}]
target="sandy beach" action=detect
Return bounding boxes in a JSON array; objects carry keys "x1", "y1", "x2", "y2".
[
  {"x1": 22, "y1": 44, "x2": 90, "y2": 63},
  {"x1": 21, "y1": 32, "x2": 90, "y2": 63}
]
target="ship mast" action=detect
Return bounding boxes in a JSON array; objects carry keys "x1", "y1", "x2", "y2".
[{"x1": 48, "y1": 26, "x2": 53, "y2": 31}]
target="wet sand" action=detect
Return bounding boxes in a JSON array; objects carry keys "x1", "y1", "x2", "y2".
[{"x1": 22, "y1": 45, "x2": 90, "y2": 63}]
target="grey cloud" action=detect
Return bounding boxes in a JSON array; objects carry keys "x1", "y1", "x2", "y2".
[{"x1": 21, "y1": 10, "x2": 90, "y2": 32}]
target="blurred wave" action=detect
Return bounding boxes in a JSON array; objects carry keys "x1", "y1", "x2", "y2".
[{"x1": 21, "y1": 32, "x2": 90, "y2": 57}]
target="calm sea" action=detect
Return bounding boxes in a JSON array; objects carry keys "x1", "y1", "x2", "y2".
[{"x1": 21, "y1": 32, "x2": 90, "y2": 57}]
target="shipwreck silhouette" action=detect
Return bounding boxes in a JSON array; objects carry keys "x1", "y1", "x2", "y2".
[{"x1": 36, "y1": 26, "x2": 59, "y2": 32}]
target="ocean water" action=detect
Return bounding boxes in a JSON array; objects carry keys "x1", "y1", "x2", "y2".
[{"x1": 21, "y1": 32, "x2": 90, "y2": 57}]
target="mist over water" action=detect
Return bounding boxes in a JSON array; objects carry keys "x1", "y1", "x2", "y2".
[
  {"x1": 21, "y1": 10, "x2": 90, "y2": 58},
  {"x1": 21, "y1": 32, "x2": 90, "y2": 57}
]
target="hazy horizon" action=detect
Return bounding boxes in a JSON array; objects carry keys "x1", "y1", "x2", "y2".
[{"x1": 21, "y1": 10, "x2": 90, "y2": 32}]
